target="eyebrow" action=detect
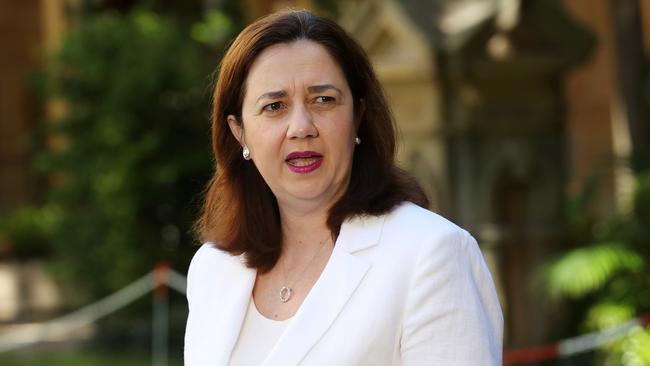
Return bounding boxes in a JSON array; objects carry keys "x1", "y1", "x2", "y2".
[
  {"x1": 255, "y1": 84, "x2": 343, "y2": 104},
  {"x1": 307, "y1": 84, "x2": 342, "y2": 95},
  {"x1": 256, "y1": 90, "x2": 287, "y2": 104}
]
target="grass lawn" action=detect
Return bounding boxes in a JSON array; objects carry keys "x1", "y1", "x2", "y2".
[{"x1": 0, "y1": 350, "x2": 183, "y2": 366}]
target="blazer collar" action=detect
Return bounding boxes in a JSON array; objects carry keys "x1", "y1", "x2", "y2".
[
  {"x1": 200, "y1": 213, "x2": 386, "y2": 365},
  {"x1": 266, "y1": 213, "x2": 386, "y2": 364},
  {"x1": 336, "y1": 212, "x2": 387, "y2": 253}
]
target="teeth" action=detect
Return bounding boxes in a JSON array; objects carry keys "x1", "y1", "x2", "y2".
[{"x1": 288, "y1": 157, "x2": 320, "y2": 166}]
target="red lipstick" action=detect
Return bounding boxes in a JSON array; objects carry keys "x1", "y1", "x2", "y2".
[{"x1": 285, "y1": 151, "x2": 323, "y2": 174}]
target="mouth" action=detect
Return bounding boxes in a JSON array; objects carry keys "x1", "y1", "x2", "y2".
[{"x1": 285, "y1": 151, "x2": 323, "y2": 174}]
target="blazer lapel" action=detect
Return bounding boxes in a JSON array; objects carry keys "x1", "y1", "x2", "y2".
[
  {"x1": 262, "y1": 214, "x2": 386, "y2": 365},
  {"x1": 186, "y1": 249, "x2": 256, "y2": 365}
]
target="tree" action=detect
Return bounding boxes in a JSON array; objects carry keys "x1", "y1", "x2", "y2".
[{"x1": 32, "y1": 10, "x2": 216, "y2": 296}]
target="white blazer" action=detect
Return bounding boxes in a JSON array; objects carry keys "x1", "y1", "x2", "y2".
[{"x1": 184, "y1": 202, "x2": 503, "y2": 365}]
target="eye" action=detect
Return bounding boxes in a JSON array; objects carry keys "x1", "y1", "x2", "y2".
[
  {"x1": 314, "y1": 96, "x2": 335, "y2": 104},
  {"x1": 262, "y1": 101, "x2": 285, "y2": 114}
]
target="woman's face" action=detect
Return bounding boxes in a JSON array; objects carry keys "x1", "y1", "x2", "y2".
[{"x1": 228, "y1": 39, "x2": 357, "y2": 212}]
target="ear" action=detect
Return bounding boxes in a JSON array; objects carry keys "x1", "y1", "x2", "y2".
[{"x1": 227, "y1": 115, "x2": 244, "y2": 146}]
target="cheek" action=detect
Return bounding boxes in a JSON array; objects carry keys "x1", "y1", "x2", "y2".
[
  {"x1": 326, "y1": 123, "x2": 356, "y2": 165},
  {"x1": 245, "y1": 121, "x2": 283, "y2": 150},
  {"x1": 246, "y1": 128, "x2": 285, "y2": 174}
]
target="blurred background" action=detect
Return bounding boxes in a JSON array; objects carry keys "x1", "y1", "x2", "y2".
[{"x1": 0, "y1": 0, "x2": 649, "y2": 365}]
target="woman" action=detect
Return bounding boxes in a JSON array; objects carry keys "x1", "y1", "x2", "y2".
[{"x1": 185, "y1": 9, "x2": 502, "y2": 366}]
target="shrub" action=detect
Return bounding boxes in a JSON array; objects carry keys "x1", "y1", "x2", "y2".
[{"x1": 34, "y1": 11, "x2": 214, "y2": 295}]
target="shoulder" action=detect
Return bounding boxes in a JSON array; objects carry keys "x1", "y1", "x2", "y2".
[
  {"x1": 383, "y1": 202, "x2": 463, "y2": 234},
  {"x1": 389, "y1": 204, "x2": 503, "y2": 363},
  {"x1": 186, "y1": 243, "x2": 245, "y2": 301},
  {"x1": 188, "y1": 242, "x2": 247, "y2": 278},
  {"x1": 380, "y1": 201, "x2": 474, "y2": 255},
  {"x1": 188, "y1": 242, "x2": 233, "y2": 273},
  {"x1": 376, "y1": 202, "x2": 493, "y2": 286}
]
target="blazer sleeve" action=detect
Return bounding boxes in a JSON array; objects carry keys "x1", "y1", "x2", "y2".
[
  {"x1": 400, "y1": 229, "x2": 503, "y2": 365},
  {"x1": 184, "y1": 244, "x2": 213, "y2": 366}
]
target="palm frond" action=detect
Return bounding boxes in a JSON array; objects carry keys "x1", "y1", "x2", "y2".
[{"x1": 546, "y1": 243, "x2": 644, "y2": 300}]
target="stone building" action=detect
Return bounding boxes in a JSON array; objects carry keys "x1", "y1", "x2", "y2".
[
  {"x1": 1, "y1": 0, "x2": 649, "y2": 352},
  {"x1": 337, "y1": 0, "x2": 650, "y2": 349}
]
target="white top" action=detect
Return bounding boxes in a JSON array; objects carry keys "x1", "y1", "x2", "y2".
[
  {"x1": 185, "y1": 202, "x2": 503, "y2": 365},
  {"x1": 228, "y1": 297, "x2": 292, "y2": 365}
]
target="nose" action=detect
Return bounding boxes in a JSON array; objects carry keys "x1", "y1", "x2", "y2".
[{"x1": 286, "y1": 103, "x2": 318, "y2": 139}]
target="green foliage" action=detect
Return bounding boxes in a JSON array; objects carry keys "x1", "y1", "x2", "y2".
[
  {"x1": 0, "y1": 205, "x2": 61, "y2": 258},
  {"x1": 582, "y1": 303, "x2": 650, "y2": 364},
  {"x1": 544, "y1": 171, "x2": 650, "y2": 364},
  {"x1": 584, "y1": 302, "x2": 636, "y2": 331},
  {"x1": 28, "y1": 10, "x2": 218, "y2": 296},
  {"x1": 546, "y1": 243, "x2": 643, "y2": 300},
  {"x1": 619, "y1": 328, "x2": 650, "y2": 365},
  {"x1": 191, "y1": 10, "x2": 235, "y2": 46}
]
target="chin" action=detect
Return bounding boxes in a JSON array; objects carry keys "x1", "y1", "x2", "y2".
[
  {"x1": 287, "y1": 188, "x2": 330, "y2": 202},
  {"x1": 282, "y1": 183, "x2": 342, "y2": 205}
]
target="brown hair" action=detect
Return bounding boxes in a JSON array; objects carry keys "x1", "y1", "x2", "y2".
[{"x1": 195, "y1": 9, "x2": 429, "y2": 272}]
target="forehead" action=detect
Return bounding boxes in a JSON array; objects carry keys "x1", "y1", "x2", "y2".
[{"x1": 244, "y1": 40, "x2": 348, "y2": 97}]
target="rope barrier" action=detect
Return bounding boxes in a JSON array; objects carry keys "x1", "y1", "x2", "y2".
[
  {"x1": 504, "y1": 313, "x2": 650, "y2": 365},
  {"x1": 166, "y1": 269, "x2": 187, "y2": 295},
  {"x1": 0, "y1": 268, "x2": 186, "y2": 353},
  {"x1": 1, "y1": 264, "x2": 647, "y2": 365}
]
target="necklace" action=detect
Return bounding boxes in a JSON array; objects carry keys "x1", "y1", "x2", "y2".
[{"x1": 279, "y1": 234, "x2": 331, "y2": 303}]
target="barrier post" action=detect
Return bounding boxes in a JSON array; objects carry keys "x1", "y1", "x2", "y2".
[{"x1": 152, "y1": 262, "x2": 169, "y2": 366}]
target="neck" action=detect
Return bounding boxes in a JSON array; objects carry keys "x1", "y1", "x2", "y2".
[{"x1": 278, "y1": 203, "x2": 333, "y2": 265}]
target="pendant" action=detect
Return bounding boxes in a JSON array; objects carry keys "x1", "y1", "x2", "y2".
[{"x1": 280, "y1": 286, "x2": 292, "y2": 303}]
